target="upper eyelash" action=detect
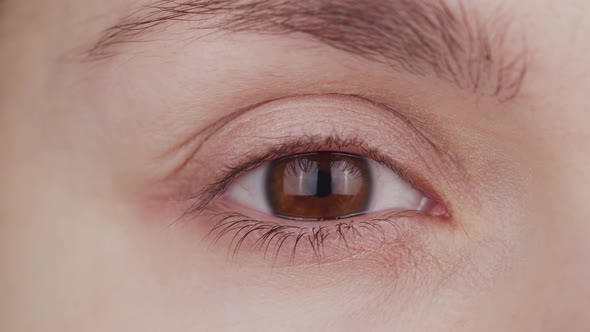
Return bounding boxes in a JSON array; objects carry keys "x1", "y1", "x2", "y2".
[{"x1": 181, "y1": 132, "x2": 418, "y2": 218}]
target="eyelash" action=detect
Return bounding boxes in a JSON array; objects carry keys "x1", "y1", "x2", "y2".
[
  {"x1": 202, "y1": 209, "x2": 422, "y2": 266},
  {"x1": 179, "y1": 133, "x2": 444, "y2": 265}
]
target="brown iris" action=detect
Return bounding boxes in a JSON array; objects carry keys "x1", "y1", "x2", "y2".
[{"x1": 266, "y1": 152, "x2": 372, "y2": 220}]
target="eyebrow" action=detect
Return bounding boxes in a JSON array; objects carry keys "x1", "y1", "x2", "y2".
[{"x1": 88, "y1": 0, "x2": 528, "y2": 101}]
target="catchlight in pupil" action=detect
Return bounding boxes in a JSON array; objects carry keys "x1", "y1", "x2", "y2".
[{"x1": 265, "y1": 152, "x2": 372, "y2": 220}]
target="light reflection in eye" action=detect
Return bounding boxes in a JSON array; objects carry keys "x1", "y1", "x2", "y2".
[
  {"x1": 225, "y1": 152, "x2": 430, "y2": 221},
  {"x1": 268, "y1": 152, "x2": 372, "y2": 220}
]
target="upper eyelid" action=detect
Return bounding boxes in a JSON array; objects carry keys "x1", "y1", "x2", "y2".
[{"x1": 155, "y1": 93, "x2": 457, "y2": 174}]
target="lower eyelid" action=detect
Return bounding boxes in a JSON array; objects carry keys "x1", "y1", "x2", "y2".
[{"x1": 199, "y1": 206, "x2": 433, "y2": 267}]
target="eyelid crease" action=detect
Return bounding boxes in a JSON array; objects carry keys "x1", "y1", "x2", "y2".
[{"x1": 159, "y1": 93, "x2": 461, "y2": 185}]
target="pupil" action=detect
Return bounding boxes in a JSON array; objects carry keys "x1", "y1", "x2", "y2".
[
  {"x1": 315, "y1": 169, "x2": 332, "y2": 197},
  {"x1": 265, "y1": 152, "x2": 372, "y2": 221}
]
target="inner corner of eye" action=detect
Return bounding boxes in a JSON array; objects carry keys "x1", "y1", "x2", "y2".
[{"x1": 223, "y1": 151, "x2": 435, "y2": 221}]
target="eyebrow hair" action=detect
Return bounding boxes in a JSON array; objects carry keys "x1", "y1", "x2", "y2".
[{"x1": 88, "y1": 0, "x2": 528, "y2": 101}]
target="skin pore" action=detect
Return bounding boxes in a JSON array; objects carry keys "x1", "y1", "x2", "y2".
[{"x1": 1, "y1": 0, "x2": 590, "y2": 331}]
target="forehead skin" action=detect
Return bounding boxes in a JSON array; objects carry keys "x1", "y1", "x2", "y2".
[{"x1": 1, "y1": 0, "x2": 590, "y2": 332}]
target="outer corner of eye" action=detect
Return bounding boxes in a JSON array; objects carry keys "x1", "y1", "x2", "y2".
[
  {"x1": 367, "y1": 159, "x2": 430, "y2": 212},
  {"x1": 370, "y1": 160, "x2": 451, "y2": 219}
]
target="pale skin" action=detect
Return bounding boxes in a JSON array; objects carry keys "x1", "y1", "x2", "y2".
[{"x1": 1, "y1": 0, "x2": 590, "y2": 331}]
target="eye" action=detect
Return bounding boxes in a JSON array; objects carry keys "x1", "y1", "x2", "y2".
[{"x1": 224, "y1": 151, "x2": 431, "y2": 221}]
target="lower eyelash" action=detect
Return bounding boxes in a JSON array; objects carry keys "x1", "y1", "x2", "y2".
[{"x1": 202, "y1": 209, "x2": 422, "y2": 266}]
